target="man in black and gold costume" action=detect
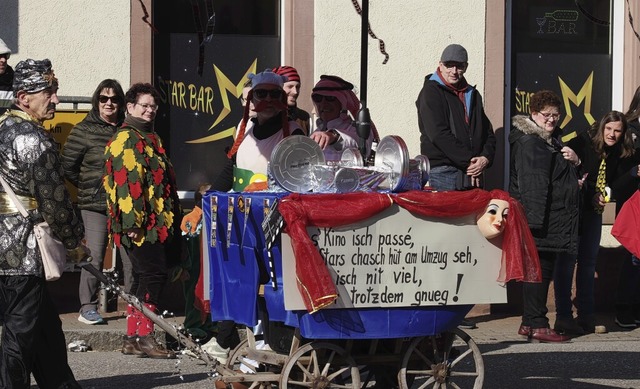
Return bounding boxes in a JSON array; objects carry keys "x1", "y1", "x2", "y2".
[{"x1": 0, "y1": 58, "x2": 86, "y2": 389}]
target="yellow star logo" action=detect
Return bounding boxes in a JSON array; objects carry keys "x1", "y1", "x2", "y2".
[
  {"x1": 558, "y1": 71, "x2": 596, "y2": 142},
  {"x1": 186, "y1": 59, "x2": 257, "y2": 143}
]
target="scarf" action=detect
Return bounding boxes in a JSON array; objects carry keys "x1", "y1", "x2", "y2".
[
  {"x1": 436, "y1": 68, "x2": 470, "y2": 123},
  {"x1": 123, "y1": 115, "x2": 154, "y2": 134}
]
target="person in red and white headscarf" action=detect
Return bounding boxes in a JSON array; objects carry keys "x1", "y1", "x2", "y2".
[
  {"x1": 310, "y1": 75, "x2": 378, "y2": 163},
  {"x1": 273, "y1": 65, "x2": 311, "y2": 135}
]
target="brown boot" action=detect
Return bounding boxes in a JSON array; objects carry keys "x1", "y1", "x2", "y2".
[
  {"x1": 122, "y1": 336, "x2": 146, "y2": 357},
  {"x1": 136, "y1": 335, "x2": 176, "y2": 359}
]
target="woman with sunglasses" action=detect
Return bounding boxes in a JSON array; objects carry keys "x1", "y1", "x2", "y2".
[
  {"x1": 310, "y1": 75, "x2": 377, "y2": 162},
  {"x1": 214, "y1": 69, "x2": 304, "y2": 192},
  {"x1": 509, "y1": 90, "x2": 581, "y2": 343},
  {"x1": 62, "y1": 79, "x2": 132, "y2": 326}
]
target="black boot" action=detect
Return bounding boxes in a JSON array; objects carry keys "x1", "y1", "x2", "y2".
[{"x1": 615, "y1": 304, "x2": 637, "y2": 329}]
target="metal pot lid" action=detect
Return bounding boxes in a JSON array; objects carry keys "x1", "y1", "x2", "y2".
[
  {"x1": 340, "y1": 147, "x2": 364, "y2": 167},
  {"x1": 270, "y1": 135, "x2": 325, "y2": 192},
  {"x1": 413, "y1": 154, "x2": 431, "y2": 185},
  {"x1": 374, "y1": 135, "x2": 410, "y2": 191},
  {"x1": 334, "y1": 167, "x2": 360, "y2": 193}
]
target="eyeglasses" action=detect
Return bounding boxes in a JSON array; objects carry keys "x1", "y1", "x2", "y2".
[
  {"x1": 539, "y1": 111, "x2": 561, "y2": 120},
  {"x1": 253, "y1": 89, "x2": 282, "y2": 100},
  {"x1": 311, "y1": 94, "x2": 338, "y2": 103},
  {"x1": 442, "y1": 61, "x2": 467, "y2": 70},
  {"x1": 136, "y1": 102, "x2": 158, "y2": 112},
  {"x1": 98, "y1": 95, "x2": 122, "y2": 104}
]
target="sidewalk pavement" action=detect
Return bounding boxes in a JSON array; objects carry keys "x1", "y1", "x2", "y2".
[
  {"x1": 61, "y1": 305, "x2": 189, "y2": 352},
  {"x1": 61, "y1": 306, "x2": 640, "y2": 352}
]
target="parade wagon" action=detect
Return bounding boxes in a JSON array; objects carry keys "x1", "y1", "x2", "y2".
[{"x1": 199, "y1": 186, "x2": 538, "y2": 389}]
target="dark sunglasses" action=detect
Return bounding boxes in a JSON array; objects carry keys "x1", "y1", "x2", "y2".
[
  {"x1": 442, "y1": 61, "x2": 467, "y2": 70},
  {"x1": 253, "y1": 89, "x2": 282, "y2": 99},
  {"x1": 98, "y1": 95, "x2": 122, "y2": 104},
  {"x1": 311, "y1": 94, "x2": 338, "y2": 103}
]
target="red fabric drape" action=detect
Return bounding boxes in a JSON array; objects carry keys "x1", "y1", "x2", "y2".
[
  {"x1": 279, "y1": 189, "x2": 541, "y2": 313},
  {"x1": 612, "y1": 190, "x2": 640, "y2": 258},
  {"x1": 394, "y1": 189, "x2": 540, "y2": 283},
  {"x1": 278, "y1": 192, "x2": 393, "y2": 312}
]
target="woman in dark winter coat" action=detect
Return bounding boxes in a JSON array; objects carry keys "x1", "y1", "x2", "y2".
[
  {"x1": 509, "y1": 90, "x2": 581, "y2": 343},
  {"x1": 61, "y1": 79, "x2": 131, "y2": 325},
  {"x1": 553, "y1": 111, "x2": 637, "y2": 334}
]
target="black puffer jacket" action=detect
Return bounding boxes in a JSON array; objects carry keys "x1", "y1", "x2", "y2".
[
  {"x1": 509, "y1": 115, "x2": 579, "y2": 255},
  {"x1": 61, "y1": 109, "x2": 122, "y2": 212}
]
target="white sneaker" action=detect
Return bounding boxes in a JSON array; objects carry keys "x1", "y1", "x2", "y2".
[
  {"x1": 201, "y1": 337, "x2": 230, "y2": 365},
  {"x1": 239, "y1": 340, "x2": 271, "y2": 373}
]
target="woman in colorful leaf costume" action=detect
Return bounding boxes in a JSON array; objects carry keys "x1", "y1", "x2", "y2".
[{"x1": 104, "y1": 83, "x2": 181, "y2": 359}]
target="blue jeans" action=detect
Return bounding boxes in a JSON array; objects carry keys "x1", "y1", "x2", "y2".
[
  {"x1": 553, "y1": 209, "x2": 601, "y2": 319},
  {"x1": 429, "y1": 165, "x2": 460, "y2": 191}
]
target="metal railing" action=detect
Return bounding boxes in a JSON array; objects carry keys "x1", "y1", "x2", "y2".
[{"x1": 1, "y1": 95, "x2": 92, "y2": 111}]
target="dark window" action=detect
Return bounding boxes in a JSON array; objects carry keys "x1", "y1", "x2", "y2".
[
  {"x1": 513, "y1": 0, "x2": 611, "y2": 54},
  {"x1": 154, "y1": 0, "x2": 279, "y2": 36}
]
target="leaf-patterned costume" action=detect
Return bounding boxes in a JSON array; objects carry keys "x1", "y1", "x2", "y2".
[{"x1": 104, "y1": 124, "x2": 180, "y2": 250}]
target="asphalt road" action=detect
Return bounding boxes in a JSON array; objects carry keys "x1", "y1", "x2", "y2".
[{"x1": 31, "y1": 339, "x2": 640, "y2": 389}]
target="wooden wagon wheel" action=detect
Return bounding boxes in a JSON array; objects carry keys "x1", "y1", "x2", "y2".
[
  {"x1": 397, "y1": 328, "x2": 484, "y2": 389},
  {"x1": 280, "y1": 341, "x2": 361, "y2": 388},
  {"x1": 226, "y1": 336, "x2": 265, "y2": 374},
  {"x1": 223, "y1": 336, "x2": 282, "y2": 389}
]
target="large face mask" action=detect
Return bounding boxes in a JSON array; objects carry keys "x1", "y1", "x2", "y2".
[{"x1": 476, "y1": 199, "x2": 509, "y2": 239}]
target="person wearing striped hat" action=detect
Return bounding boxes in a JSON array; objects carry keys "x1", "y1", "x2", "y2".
[{"x1": 273, "y1": 65, "x2": 311, "y2": 135}]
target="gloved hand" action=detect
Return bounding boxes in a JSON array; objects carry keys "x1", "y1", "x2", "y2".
[{"x1": 181, "y1": 206, "x2": 203, "y2": 236}]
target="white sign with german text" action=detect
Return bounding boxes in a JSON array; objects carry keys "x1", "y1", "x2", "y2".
[{"x1": 281, "y1": 205, "x2": 507, "y2": 310}]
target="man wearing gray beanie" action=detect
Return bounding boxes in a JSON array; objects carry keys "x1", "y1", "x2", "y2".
[
  {"x1": 416, "y1": 44, "x2": 496, "y2": 329},
  {"x1": 0, "y1": 58, "x2": 86, "y2": 388}
]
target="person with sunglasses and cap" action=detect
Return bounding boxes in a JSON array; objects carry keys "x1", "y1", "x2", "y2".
[
  {"x1": 61, "y1": 79, "x2": 133, "y2": 326},
  {"x1": 0, "y1": 38, "x2": 13, "y2": 105},
  {"x1": 0, "y1": 58, "x2": 87, "y2": 388},
  {"x1": 310, "y1": 74, "x2": 378, "y2": 163},
  {"x1": 200, "y1": 69, "x2": 304, "y2": 364},
  {"x1": 416, "y1": 43, "x2": 495, "y2": 191},
  {"x1": 213, "y1": 68, "x2": 304, "y2": 193}
]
